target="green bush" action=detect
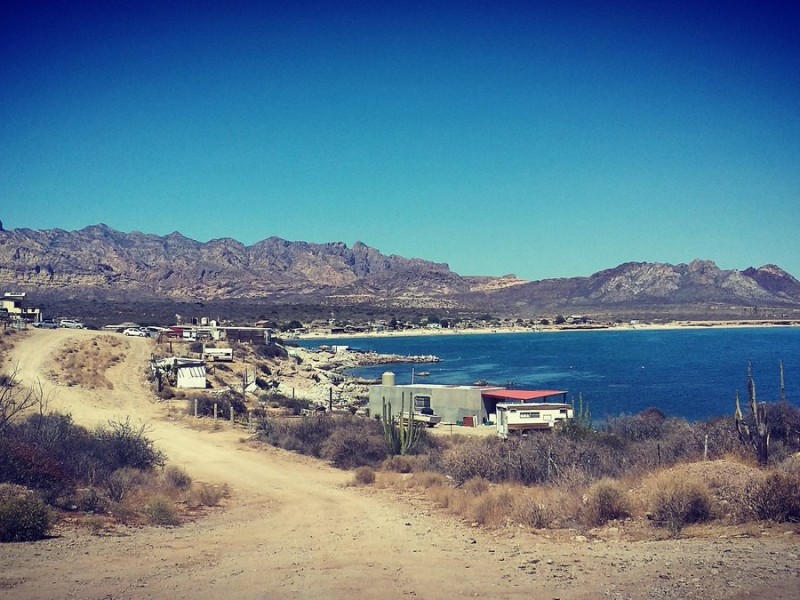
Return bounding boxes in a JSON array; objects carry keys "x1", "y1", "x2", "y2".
[{"x1": 0, "y1": 485, "x2": 51, "y2": 542}]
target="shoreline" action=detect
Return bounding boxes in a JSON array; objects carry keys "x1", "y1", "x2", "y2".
[{"x1": 292, "y1": 319, "x2": 800, "y2": 342}]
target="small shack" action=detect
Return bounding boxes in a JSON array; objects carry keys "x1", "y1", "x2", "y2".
[{"x1": 176, "y1": 365, "x2": 207, "y2": 389}]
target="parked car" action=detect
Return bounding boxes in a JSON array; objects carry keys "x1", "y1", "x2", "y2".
[
  {"x1": 123, "y1": 328, "x2": 147, "y2": 337},
  {"x1": 59, "y1": 319, "x2": 85, "y2": 329},
  {"x1": 34, "y1": 319, "x2": 59, "y2": 329}
]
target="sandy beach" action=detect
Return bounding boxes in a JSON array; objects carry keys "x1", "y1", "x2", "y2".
[{"x1": 293, "y1": 319, "x2": 800, "y2": 342}]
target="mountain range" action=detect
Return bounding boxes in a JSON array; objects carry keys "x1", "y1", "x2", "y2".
[{"x1": 2, "y1": 222, "x2": 800, "y2": 319}]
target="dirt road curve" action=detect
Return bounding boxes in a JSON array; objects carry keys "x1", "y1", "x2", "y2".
[{"x1": 1, "y1": 330, "x2": 798, "y2": 599}]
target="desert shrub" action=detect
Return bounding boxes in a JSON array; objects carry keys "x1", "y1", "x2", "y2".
[
  {"x1": 189, "y1": 483, "x2": 226, "y2": 507},
  {"x1": 0, "y1": 438, "x2": 73, "y2": 502},
  {"x1": 163, "y1": 465, "x2": 192, "y2": 491},
  {"x1": 511, "y1": 492, "x2": 557, "y2": 529},
  {"x1": 0, "y1": 485, "x2": 52, "y2": 542},
  {"x1": 468, "y1": 487, "x2": 514, "y2": 527},
  {"x1": 353, "y1": 466, "x2": 376, "y2": 485},
  {"x1": 321, "y1": 425, "x2": 387, "y2": 469},
  {"x1": 192, "y1": 392, "x2": 247, "y2": 419},
  {"x1": 768, "y1": 402, "x2": 800, "y2": 450},
  {"x1": 105, "y1": 467, "x2": 145, "y2": 503},
  {"x1": 155, "y1": 386, "x2": 175, "y2": 400},
  {"x1": 582, "y1": 479, "x2": 631, "y2": 526},
  {"x1": 441, "y1": 438, "x2": 504, "y2": 484},
  {"x1": 650, "y1": 478, "x2": 713, "y2": 534},
  {"x1": 462, "y1": 477, "x2": 490, "y2": 496},
  {"x1": 694, "y1": 417, "x2": 748, "y2": 461},
  {"x1": 287, "y1": 415, "x2": 334, "y2": 457},
  {"x1": 606, "y1": 408, "x2": 667, "y2": 441},
  {"x1": 408, "y1": 471, "x2": 449, "y2": 489},
  {"x1": 273, "y1": 395, "x2": 312, "y2": 416},
  {"x1": 143, "y1": 495, "x2": 180, "y2": 526},
  {"x1": 255, "y1": 343, "x2": 288, "y2": 360},
  {"x1": 72, "y1": 487, "x2": 107, "y2": 513},
  {"x1": 382, "y1": 455, "x2": 415, "y2": 473},
  {"x1": 94, "y1": 418, "x2": 164, "y2": 474},
  {"x1": 746, "y1": 471, "x2": 800, "y2": 522}
]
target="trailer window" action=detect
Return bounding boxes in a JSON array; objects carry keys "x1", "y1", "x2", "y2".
[{"x1": 520, "y1": 411, "x2": 541, "y2": 419}]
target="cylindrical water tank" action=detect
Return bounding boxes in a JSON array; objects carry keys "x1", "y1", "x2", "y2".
[{"x1": 381, "y1": 371, "x2": 396, "y2": 387}]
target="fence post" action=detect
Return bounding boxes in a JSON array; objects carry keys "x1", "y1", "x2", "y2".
[
  {"x1": 194, "y1": 398, "x2": 198, "y2": 418},
  {"x1": 703, "y1": 434, "x2": 709, "y2": 461},
  {"x1": 214, "y1": 403, "x2": 218, "y2": 421},
  {"x1": 248, "y1": 410, "x2": 253, "y2": 432},
  {"x1": 230, "y1": 408, "x2": 235, "y2": 425}
]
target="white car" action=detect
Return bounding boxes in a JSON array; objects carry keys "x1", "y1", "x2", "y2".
[
  {"x1": 123, "y1": 328, "x2": 148, "y2": 337},
  {"x1": 59, "y1": 319, "x2": 85, "y2": 329}
]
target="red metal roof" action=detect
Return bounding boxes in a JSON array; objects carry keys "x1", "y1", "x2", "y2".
[{"x1": 481, "y1": 390, "x2": 568, "y2": 401}]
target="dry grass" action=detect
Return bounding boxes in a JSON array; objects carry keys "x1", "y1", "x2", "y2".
[
  {"x1": 47, "y1": 335, "x2": 129, "y2": 389},
  {"x1": 187, "y1": 483, "x2": 228, "y2": 507},
  {"x1": 581, "y1": 478, "x2": 631, "y2": 526},
  {"x1": 352, "y1": 466, "x2": 377, "y2": 485}
]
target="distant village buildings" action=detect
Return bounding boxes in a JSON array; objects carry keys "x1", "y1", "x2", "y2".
[{"x1": 0, "y1": 292, "x2": 41, "y2": 324}]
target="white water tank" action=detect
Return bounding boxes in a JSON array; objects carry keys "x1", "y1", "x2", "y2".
[{"x1": 381, "y1": 371, "x2": 396, "y2": 387}]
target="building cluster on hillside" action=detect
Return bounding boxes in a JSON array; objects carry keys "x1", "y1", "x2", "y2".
[{"x1": 0, "y1": 292, "x2": 41, "y2": 326}]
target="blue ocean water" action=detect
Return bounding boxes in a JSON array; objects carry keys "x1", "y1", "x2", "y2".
[{"x1": 298, "y1": 328, "x2": 800, "y2": 422}]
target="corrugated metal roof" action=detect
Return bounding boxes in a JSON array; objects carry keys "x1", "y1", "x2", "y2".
[
  {"x1": 177, "y1": 366, "x2": 206, "y2": 378},
  {"x1": 482, "y1": 390, "x2": 567, "y2": 401}
]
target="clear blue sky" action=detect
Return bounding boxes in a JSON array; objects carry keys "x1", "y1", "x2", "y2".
[{"x1": 2, "y1": 1, "x2": 799, "y2": 280}]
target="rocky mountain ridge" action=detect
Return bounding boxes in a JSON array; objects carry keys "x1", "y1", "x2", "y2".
[{"x1": 1, "y1": 223, "x2": 799, "y2": 316}]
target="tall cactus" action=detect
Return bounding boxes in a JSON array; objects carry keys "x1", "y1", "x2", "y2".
[
  {"x1": 382, "y1": 393, "x2": 422, "y2": 456},
  {"x1": 735, "y1": 361, "x2": 770, "y2": 465}
]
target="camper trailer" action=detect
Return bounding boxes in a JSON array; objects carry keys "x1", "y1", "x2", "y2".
[
  {"x1": 202, "y1": 347, "x2": 234, "y2": 362},
  {"x1": 495, "y1": 402, "x2": 573, "y2": 437}
]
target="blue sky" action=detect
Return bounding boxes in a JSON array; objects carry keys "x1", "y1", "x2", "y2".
[{"x1": 2, "y1": 1, "x2": 799, "y2": 280}]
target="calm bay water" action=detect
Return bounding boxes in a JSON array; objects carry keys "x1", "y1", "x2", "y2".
[{"x1": 298, "y1": 328, "x2": 800, "y2": 422}]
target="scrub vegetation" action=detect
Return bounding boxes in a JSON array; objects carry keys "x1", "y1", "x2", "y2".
[
  {"x1": 253, "y1": 401, "x2": 800, "y2": 537},
  {"x1": 0, "y1": 406, "x2": 227, "y2": 542}
]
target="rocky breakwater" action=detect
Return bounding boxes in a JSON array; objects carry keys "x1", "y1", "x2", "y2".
[{"x1": 272, "y1": 346, "x2": 440, "y2": 406}]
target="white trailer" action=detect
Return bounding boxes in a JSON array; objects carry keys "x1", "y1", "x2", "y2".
[
  {"x1": 496, "y1": 402, "x2": 573, "y2": 438},
  {"x1": 202, "y1": 347, "x2": 234, "y2": 362}
]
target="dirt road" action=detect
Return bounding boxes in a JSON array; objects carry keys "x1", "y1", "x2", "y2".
[{"x1": 1, "y1": 330, "x2": 798, "y2": 599}]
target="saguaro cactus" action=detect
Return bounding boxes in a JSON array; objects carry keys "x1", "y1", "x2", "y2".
[
  {"x1": 382, "y1": 393, "x2": 422, "y2": 456},
  {"x1": 735, "y1": 361, "x2": 770, "y2": 465}
]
